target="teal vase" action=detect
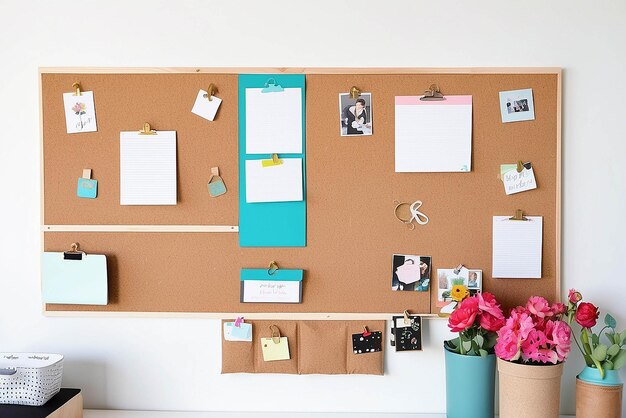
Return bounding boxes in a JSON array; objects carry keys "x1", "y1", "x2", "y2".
[
  {"x1": 578, "y1": 366, "x2": 623, "y2": 386},
  {"x1": 444, "y1": 344, "x2": 496, "y2": 418}
]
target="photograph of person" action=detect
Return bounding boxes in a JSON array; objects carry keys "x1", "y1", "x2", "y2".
[
  {"x1": 467, "y1": 270, "x2": 482, "y2": 289},
  {"x1": 339, "y1": 93, "x2": 373, "y2": 136},
  {"x1": 391, "y1": 254, "x2": 431, "y2": 292}
]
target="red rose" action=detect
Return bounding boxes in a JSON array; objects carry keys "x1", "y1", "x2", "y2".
[
  {"x1": 575, "y1": 302, "x2": 599, "y2": 328},
  {"x1": 448, "y1": 298, "x2": 479, "y2": 332},
  {"x1": 479, "y1": 312, "x2": 505, "y2": 332}
]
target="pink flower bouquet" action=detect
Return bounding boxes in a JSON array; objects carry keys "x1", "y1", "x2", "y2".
[
  {"x1": 495, "y1": 296, "x2": 571, "y2": 364},
  {"x1": 445, "y1": 291, "x2": 506, "y2": 356}
]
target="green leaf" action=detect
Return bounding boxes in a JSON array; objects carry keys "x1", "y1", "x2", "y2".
[
  {"x1": 479, "y1": 349, "x2": 488, "y2": 357},
  {"x1": 592, "y1": 333, "x2": 600, "y2": 347},
  {"x1": 605, "y1": 314, "x2": 617, "y2": 329},
  {"x1": 612, "y1": 350, "x2": 626, "y2": 370},
  {"x1": 592, "y1": 344, "x2": 608, "y2": 362},
  {"x1": 620, "y1": 331, "x2": 626, "y2": 345},
  {"x1": 607, "y1": 344, "x2": 620, "y2": 357},
  {"x1": 605, "y1": 360, "x2": 614, "y2": 370},
  {"x1": 475, "y1": 334, "x2": 484, "y2": 346}
]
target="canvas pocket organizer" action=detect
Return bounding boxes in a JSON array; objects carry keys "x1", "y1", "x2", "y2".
[{"x1": 221, "y1": 320, "x2": 384, "y2": 375}]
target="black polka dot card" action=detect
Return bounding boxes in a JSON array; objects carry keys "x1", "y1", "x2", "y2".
[
  {"x1": 391, "y1": 315, "x2": 422, "y2": 351},
  {"x1": 352, "y1": 330, "x2": 382, "y2": 354}
]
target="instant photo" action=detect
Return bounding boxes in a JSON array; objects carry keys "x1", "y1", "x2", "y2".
[
  {"x1": 392, "y1": 254, "x2": 431, "y2": 292},
  {"x1": 339, "y1": 93, "x2": 373, "y2": 136},
  {"x1": 499, "y1": 88, "x2": 535, "y2": 123}
]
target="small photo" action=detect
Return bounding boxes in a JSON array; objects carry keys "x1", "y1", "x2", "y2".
[
  {"x1": 436, "y1": 268, "x2": 468, "y2": 307},
  {"x1": 392, "y1": 254, "x2": 431, "y2": 292},
  {"x1": 499, "y1": 88, "x2": 535, "y2": 123},
  {"x1": 339, "y1": 93, "x2": 373, "y2": 136},
  {"x1": 467, "y1": 270, "x2": 482, "y2": 289}
]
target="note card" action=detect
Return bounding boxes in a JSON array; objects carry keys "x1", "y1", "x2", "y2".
[
  {"x1": 240, "y1": 269, "x2": 303, "y2": 303},
  {"x1": 191, "y1": 90, "x2": 222, "y2": 121},
  {"x1": 63, "y1": 91, "x2": 98, "y2": 134},
  {"x1": 245, "y1": 88, "x2": 303, "y2": 154},
  {"x1": 41, "y1": 252, "x2": 108, "y2": 305},
  {"x1": 245, "y1": 158, "x2": 303, "y2": 203},
  {"x1": 223, "y1": 322, "x2": 253, "y2": 342},
  {"x1": 395, "y1": 96, "x2": 472, "y2": 172},
  {"x1": 501, "y1": 163, "x2": 537, "y2": 195},
  {"x1": 261, "y1": 337, "x2": 290, "y2": 361},
  {"x1": 120, "y1": 131, "x2": 177, "y2": 205},
  {"x1": 492, "y1": 216, "x2": 543, "y2": 278}
]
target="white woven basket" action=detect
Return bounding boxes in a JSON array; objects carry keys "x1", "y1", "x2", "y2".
[{"x1": 0, "y1": 352, "x2": 64, "y2": 406}]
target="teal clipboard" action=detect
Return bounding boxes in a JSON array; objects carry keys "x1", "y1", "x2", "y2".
[
  {"x1": 238, "y1": 74, "x2": 306, "y2": 247},
  {"x1": 240, "y1": 268, "x2": 303, "y2": 303},
  {"x1": 41, "y1": 252, "x2": 108, "y2": 305}
]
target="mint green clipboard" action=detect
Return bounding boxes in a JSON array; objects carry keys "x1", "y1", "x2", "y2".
[{"x1": 41, "y1": 252, "x2": 108, "y2": 305}]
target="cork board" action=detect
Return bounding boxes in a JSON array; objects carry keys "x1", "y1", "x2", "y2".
[{"x1": 41, "y1": 69, "x2": 560, "y2": 316}]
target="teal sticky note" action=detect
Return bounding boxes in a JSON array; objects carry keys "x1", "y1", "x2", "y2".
[
  {"x1": 41, "y1": 252, "x2": 108, "y2": 305},
  {"x1": 238, "y1": 74, "x2": 306, "y2": 247},
  {"x1": 230, "y1": 323, "x2": 252, "y2": 340},
  {"x1": 77, "y1": 178, "x2": 98, "y2": 198}
]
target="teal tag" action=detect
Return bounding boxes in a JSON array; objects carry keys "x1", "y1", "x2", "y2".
[
  {"x1": 77, "y1": 178, "x2": 97, "y2": 199},
  {"x1": 208, "y1": 177, "x2": 226, "y2": 197}
]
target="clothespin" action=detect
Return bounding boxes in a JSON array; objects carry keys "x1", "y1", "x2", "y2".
[
  {"x1": 203, "y1": 83, "x2": 217, "y2": 101},
  {"x1": 349, "y1": 86, "x2": 361, "y2": 99},
  {"x1": 234, "y1": 317, "x2": 244, "y2": 328},
  {"x1": 516, "y1": 160, "x2": 525, "y2": 173},
  {"x1": 72, "y1": 82, "x2": 82, "y2": 96},
  {"x1": 403, "y1": 310, "x2": 411, "y2": 325},
  {"x1": 82, "y1": 169, "x2": 92, "y2": 180},
  {"x1": 509, "y1": 209, "x2": 529, "y2": 221},
  {"x1": 139, "y1": 122, "x2": 157, "y2": 135},
  {"x1": 420, "y1": 84, "x2": 445, "y2": 101},
  {"x1": 362, "y1": 326, "x2": 371, "y2": 337},
  {"x1": 453, "y1": 264, "x2": 465, "y2": 275},
  {"x1": 261, "y1": 153, "x2": 283, "y2": 167}
]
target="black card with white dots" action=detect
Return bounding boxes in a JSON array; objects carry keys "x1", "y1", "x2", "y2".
[{"x1": 352, "y1": 331, "x2": 382, "y2": 354}]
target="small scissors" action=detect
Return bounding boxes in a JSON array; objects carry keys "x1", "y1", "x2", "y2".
[{"x1": 394, "y1": 200, "x2": 430, "y2": 230}]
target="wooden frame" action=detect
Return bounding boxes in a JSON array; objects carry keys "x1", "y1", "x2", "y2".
[{"x1": 40, "y1": 67, "x2": 562, "y2": 320}]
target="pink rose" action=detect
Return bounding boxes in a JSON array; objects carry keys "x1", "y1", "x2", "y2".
[
  {"x1": 525, "y1": 348, "x2": 559, "y2": 364},
  {"x1": 550, "y1": 320, "x2": 571, "y2": 362},
  {"x1": 495, "y1": 328, "x2": 521, "y2": 361},
  {"x1": 527, "y1": 296, "x2": 553, "y2": 318},
  {"x1": 479, "y1": 312, "x2": 505, "y2": 332},
  {"x1": 478, "y1": 292, "x2": 504, "y2": 319},
  {"x1": 575, "y1": 302, "x2": 599, "y2": 328},
  {"x1": 568, "y1": 288, "x2": 582, "y2": 303},
  {"x1": 504, "y1": 311, "x2": 535, "y2": 340},
  {"x1": 448, "y1": 298, "x2": 479, "y2": 332},
  {"x1": 551, "y1": 302, "x2": 567, "y2": 316}
]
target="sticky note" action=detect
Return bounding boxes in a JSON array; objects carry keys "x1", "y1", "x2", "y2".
[
  {"x1": 261, "y1": 337, "x2": 290, "y2": 361},
  {"x1": 77, "y1": 178, "x2": 97, "y2": 199}
]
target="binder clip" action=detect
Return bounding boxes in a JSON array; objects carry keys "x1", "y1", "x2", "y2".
[
  {"x1": 72, "y1": 82, "x2": 82, "y2": 96},
  {"x1": 203, "y1": 83, "x2": 218, "y2": 101},
  {"x1": 420, "y1": 84, "x2": 445, "y2": 101},
  {"x1": 267, "y1": 261, "x2": 279, "y2": 276},
  {"x1": 261, "y1": 78, "x2": 284, "y2": 93},
  {"x1": 139, "y1": 122, "x2": 157, "y2": 135},
  {"x1": 207, "y1": 167, "x2": 226, "y2": 197},
  {"x1": 261, "y1": 153, "x2": 283, "y2": 167},
  {"x1": 64, "y1": 242, "x2": 84, "y2": 260},
  {"x1": 349, "y1": 86, "x2": 361, "y2": 99},
  {"x1": 509, "y1": 209, "x2": 529, "y2": 221}
]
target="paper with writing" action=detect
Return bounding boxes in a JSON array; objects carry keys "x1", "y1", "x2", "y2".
[
  {"x1": 492, "y1": 216, "x2": 543, "y2": 278},
  {"x1": 63, "y1": 91, "x2": 98, "y2": 134},
  {"x1": 501, "y1": 164, "x2": 537, "y2": 195}
]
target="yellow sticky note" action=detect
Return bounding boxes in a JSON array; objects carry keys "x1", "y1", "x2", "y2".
[{"x1": 261, "y1": 337, "x2": 290, "y2": 361}]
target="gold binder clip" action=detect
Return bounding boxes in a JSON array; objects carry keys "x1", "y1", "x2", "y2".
[
  {"x1": 403, "y1": 310, "x2": 411, "y2": 325},
  {"x1": 203, "y1": 83, "x2": 217, "y2": 101},
  {"x1": 270, "y1": 325, "x2": 281, "y2": 344},
  {"x1": 509, "y1": 209, "x2": 529, "y2": 221},
  {"x1": 420, "y1": 84, "x2": 445, "y2": 101},
  {"x1": 139, "y1": 122, "x2": 157, "y2": 135},
  {"x1": 64, "y1": 242, "x2": 84, "y2": 260},
  {"x1": 262, "y1": 153, "x2": 283, "y2": 167},
  {"x1": 72, "y1": 82, "x2": 82, "y2": 96},
  {"x1": 349, "y1": 86, "x2": 361, "y2": 99},
  {"x1": 268, "y1": 260, "x2": 279, "y2": 275},
  {"x1": 517, "y1": 160, "x2": 525, "y2": 173}
]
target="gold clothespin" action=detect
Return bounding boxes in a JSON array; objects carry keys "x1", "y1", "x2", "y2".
[
  {"x1": 270, "y1": 325, "x2": 281, "y2": 344},
  {"x1": 139, "y1": 122, "x2": 157, "y2": 135},
  {"x1": 509, "y1": 209, "x2": 529, "y2": 221},
  {"x1": 420, "y1": 84, "x2": 445, "y2": 101},
  {"x1": 362, "y1": 326, "x2": 371, "y2": 337},
  {"x1": 268, "y1": 260, "x2": 279, "y2": 275},
  {"x1": 403, "y1": 310, "x2": 411, "y2": 325},
  {"x1": 516, "y1": 160, "x2": 525, "y2": 173},
  {"x1": 82, "y1": 169, "x2": 92, "y2": 180},
  {"x1": 72, "y1": 82, "x2": 82, "y2": 96},
  {"x1": 349, "y1": 86, "x2": 361, "y2": 99},
  {"x1": 203, "y1": 83, "x2": 217, "y2": 101},
  {"x1": 262, "y1": 153, "x2": 283, "y2": 167}
]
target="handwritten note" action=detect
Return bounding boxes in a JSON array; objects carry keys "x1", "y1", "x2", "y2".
[
  {"x1": 240, "y1": 268, "x2": 303, "y2": 303},
  {"x1": 501, "y1": 163, "x2": 537, "y2": 195}
]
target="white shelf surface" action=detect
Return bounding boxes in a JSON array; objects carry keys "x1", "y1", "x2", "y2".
[{"x1": 84, "y1": 412, "x2": 573, "y2": 418}]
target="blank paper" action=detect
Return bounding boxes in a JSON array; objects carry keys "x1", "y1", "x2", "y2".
[
  {"x1": 492, "y1": 216, "x2": 543, "y2": 278},
  {"x1": 245, "y1": 88, "x2": 302, "y2": 154},
  {"x1": 395, "y1": 96, "x2": 472, "y2": 172},
  {"x1": 120, "y1": 131, "x2": 177, "y2": 205},
  {"x1": 245, "y1": 158, "x2": 303, "y2": 203}
]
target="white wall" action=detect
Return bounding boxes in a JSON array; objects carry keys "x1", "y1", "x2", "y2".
[{"x1": 1, "y1": 0, "x2": 625, "y2": 415}]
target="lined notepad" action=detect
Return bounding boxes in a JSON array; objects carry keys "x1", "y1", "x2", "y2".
[
  {"x1": 120, "y1": 131, "x2": 177, "y2": 205},
  {"x1": 395, "y1": 96, "x2": 472, "y2": 172},
  {"x1": 245, "y1": 88, "x2": 303, "y2": 154},
  {"x1": 245, "y1": 158, "x2": 303, "y2": 203},
  {"x1": 492, "y1": 216, "x2": 543, "y2": 278}
]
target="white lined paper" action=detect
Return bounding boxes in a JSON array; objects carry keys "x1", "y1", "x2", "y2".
[
  {"x1": 245, "y1": 158, "x2": 303, "y2": 203},
  {"x1": 492, "y1": 216, "x2": 543, "y2": 278}
]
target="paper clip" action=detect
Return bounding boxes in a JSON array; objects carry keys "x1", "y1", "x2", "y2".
[
  {"x1": 234, "y1": 317, "x2": 244, "y2": 328},
  {"x1": 394, "y1": 200, "x2": 429, "y2": 230},
  {"x1": 268, "y1": 261, "x2": 279, "y2": 275},
  {"x1": 270, "y1": 325, "x2": 281, "y2": 344},
  {"x1": 453, "y1": 264, "x2": 465, "y2": 275},
  {"x1": 509, "y1": 209, "x2": 529, "y2": 221},
  {"x1": 261, "y1": 78, "x2": 284, "y2": 93},
  {"x1": 72, "y1": 82, "x2": 82, "y2": 96},
  {"x1": 262, "y1": 153, "x2": 283, "y2": 167},
  {"x1": 63, "y1": 242, "x2": 84, "y2": 260},
  {"x1": 203, "y1": 83, "x2": 218, "y2": 101},
  {"x1": 139, "y1": 122, "x2": 157, "y2": 135},
  {"x1": 362, "y1": 326, "x2": 371, "y2": 337},
  {"x1": 420, "y1": 84, "x2": 445, "y2": 101},
  {"x1": 349, "y1": 86, "x2": 361, "y2": 99},
  {"x1": 403, "y1": 310, "x2": 411, "y2": 325}
]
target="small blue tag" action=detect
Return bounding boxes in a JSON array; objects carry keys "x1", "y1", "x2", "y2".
[
  {"x1": 230, "y1": 322, "x2": 252, "y2": 340},
  {"x1": 77, "y1": 178, "x2": 98, "y2": 199}
]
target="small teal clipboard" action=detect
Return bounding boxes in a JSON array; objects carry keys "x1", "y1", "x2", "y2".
[{"x1": 41, "y1": 252, "x2": 108, "y2": 305}]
